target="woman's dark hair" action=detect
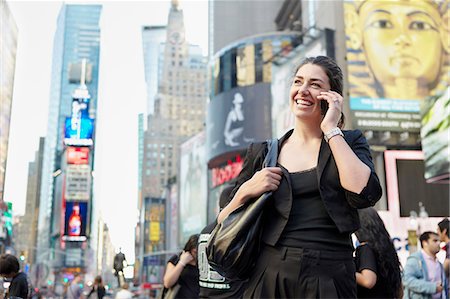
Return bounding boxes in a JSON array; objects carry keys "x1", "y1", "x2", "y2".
[
  {"x1": 296, "y1": 56, "x2": 345, "y2": 128},
  {"x1": 0, "y1": 254, "x2": 20, "y2": 275},
  {"x1": 183, "y1": 234, "x2": 199, "y2": 252},
  {"x1": 94, "y1": 275, "x2": 103, "y2": 285},
  {"x1": 438, "y1": 218, "x2": 449, "y2": 237},
  {"x1": 355, "y1": 208, "x2": 402, "y2": 298}
]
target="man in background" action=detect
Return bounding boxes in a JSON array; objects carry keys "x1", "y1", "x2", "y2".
[{"x1": 403, "y1": 231, "x2": 448, "y2": 299}]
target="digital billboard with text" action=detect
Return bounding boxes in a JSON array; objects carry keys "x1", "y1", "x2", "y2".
[
  {"x1": 344, "y1": 0, "x2": 449, "y2": 144},
  {"x1": 66, "y1": 147, "x2": 89, "y2": 165},
  {"x1": 65, "y1": 165, "x2": 91, "y2": 201}
]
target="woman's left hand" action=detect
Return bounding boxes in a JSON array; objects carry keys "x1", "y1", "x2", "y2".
[{"x1": 317, "y1": 90, "x2": 343, "y2": 132}]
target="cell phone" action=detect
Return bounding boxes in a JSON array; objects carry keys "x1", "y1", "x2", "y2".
[{"x1": 320, "y1": 99, "x2": 329, "y2": 115}]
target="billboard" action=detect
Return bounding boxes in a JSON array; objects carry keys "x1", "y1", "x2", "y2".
[
  {"x1": 65, "y1": 165, "x2": 92, "y2": 201},
  {"x1": 207, "y1": 83, "x2": 272, "y2": 161},
  {"x1": 63, "y1": 202, "x2": 88, "y2": 241},
  {"x1": 66, "y1": 147, "x2": 89, "y2": 165},
  {"x1": 344, "y1": 0, "x2": 449, "y2": 142},
  {"x1": 179, "y1": 131, "x2": 207, "y2": 244},
  {"x1": 64, "y1": 98, "x2": 94, "y2": 146},
  {"x1": 420, "y1": 89, "x2": 450, "y2": 183}
]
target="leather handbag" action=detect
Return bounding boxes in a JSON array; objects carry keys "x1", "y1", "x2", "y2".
[{"x1": 206, "y1": 139, "x2": 279, "y2": 280}]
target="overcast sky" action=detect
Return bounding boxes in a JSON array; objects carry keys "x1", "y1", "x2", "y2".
[{"x1": 5, "y1": 0, "x2": 208, "y2": 263}]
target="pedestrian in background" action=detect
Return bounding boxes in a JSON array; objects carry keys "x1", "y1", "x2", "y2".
[
  {"x1": 0, "y1": 253, "x2": 29, "y2": 299},
  {"x1": 66, "y1": 273, "x2": 84, "y2": 299},
  {"x1": 114, "y1": 283, "x2": 133, "y2": 299},
  {"x1": 198, "y1": 185, "x2": 246, "y2": 298},
  {"x1": 88, "y1": 275, "x2": 106, "y2": 299},
  {"x1": 217, "y1": 55, "x2": 382, "y2": 298},
  {"x1": 438, "y1": 218, "x2": 450, "y2": 278},
  {"x1": 403, "y1": 231, "x2": 448, "y2": 299},
  {"x1": 354, "y1": 207, "x2": 403, "y2": 298},
  {"x1": 163, "y1": 234, "x2": 199, "y2": 299}
]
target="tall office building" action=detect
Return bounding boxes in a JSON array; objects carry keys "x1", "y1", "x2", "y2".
[
  {"x1": 0, "y1": 0, "x2": 18, "y2": 203},
  {"x1": 137, "y1": 0, "x2": 207, "y2": 283},
  {"x1": 0, "y1": 0, "x2": 18, "y2": 253},
  {"x1": 208, "y1": 0, "x2": 283, "y2": 56},
  {"x1": 142, "y1": 26, "x2": 167, "y2": 116},
  {"x1": 14, "y1": 137, "x2": 45, "y2": 266},
  {"x1": 36, "y1": 4, "x2": 101, "y2": 278},
  {"x1": 142, "y1": 0, "x2": 207, "y2": 199}
]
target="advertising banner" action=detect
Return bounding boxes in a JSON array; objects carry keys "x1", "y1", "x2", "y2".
[
  {"x1": 179, "y1": 131, "x2": 207, "y2": 244},
  {"x1": 65, "y1": 165, "x2": 91, "y2": 201},
  {"x1": 64, "y1": 98, "x2": 94, "y2": 146},
  {"x1": 420, "y1": 89, "x2": 450, "y2": 183},
  {"x1": 207, "y1": 83, "x2": 272, "y2": 161},
  {"x1": 63, "y1": 202, "x2": 88, "y2": 241},
  {"x1": 66, "y1": 147, "x2": 89, "y2": 165},
  {"x1": 344, "y1": 0, "x2": 449, "y2": 138}
]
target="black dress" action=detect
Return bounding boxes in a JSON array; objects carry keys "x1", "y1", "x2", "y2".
[{"x1": 168, "y1": 254, "x2": 200, "y2": 299}]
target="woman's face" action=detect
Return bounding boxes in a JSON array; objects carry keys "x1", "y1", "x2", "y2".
[
  {"x1": 360, "y1": 1, "x2": 442, "y2": 86},
  {"x1": 289, "y1": 63, "x2": 331, "y2": 119}
]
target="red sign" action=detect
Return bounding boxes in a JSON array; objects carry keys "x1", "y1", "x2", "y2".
[
  {"x1": 67, "y1": 147, "x2": 89, "y2": 164},
  {"x1": 211, "y1": 155, "x2": 243, "y2": 187}
]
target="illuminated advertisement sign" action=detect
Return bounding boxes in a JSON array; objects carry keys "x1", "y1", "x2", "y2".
[
  {"x1": 65, "y1": 165, "x2": 91, "y2": 201},
  {"x1": 211, "y1": 154, "x2": 243, "y2": 188},
  {"x1": 207, "y1": 83, "x2": 272, "y2": 161},
  {"x1": 420, "y1": 90, "x2": 450, "y2": 183},
  {"x1": 179, "y1": 131, "x2": 207, "y2": 243},
  {"x1": 66, "y1": 147, "x2": 89, "y2": 165},
  {"x1": 64, "y1": 98, "x2": 94, "y2": 146},
  {"x1": 344, "y1": 0, "x2": 449, "y2": 136},
  {"x1": 63, "y1": 201, "x2": 88, "y2": 241}
]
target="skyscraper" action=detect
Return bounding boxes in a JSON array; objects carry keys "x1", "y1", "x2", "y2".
[
  {"x1": 141, "y1": 0, "x2": 207, "y2": 199},
  {"x1": 137, "y1": 0, "x2": 207, "y2": 283},
  {"x1": 0, "y1": 0, "x2": 18, "y2": 253},
  {"x1": 36, "y1": 4, "x2": 101, "y2": 277},
  {"x1": 0, "y1": 0, "x2": 18, "y2": 203},
  {"x1": 142, "y1": 25, "x2": 167, "y2": 116}
]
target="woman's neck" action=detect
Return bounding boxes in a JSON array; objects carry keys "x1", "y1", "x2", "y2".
[{"x1": 292, "y1": 121, "x2": 323, "y2": 143}]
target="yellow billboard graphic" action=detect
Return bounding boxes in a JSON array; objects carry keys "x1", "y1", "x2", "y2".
[{"x1": 344, "y1": 0, "x2": 449, "y2": 133}]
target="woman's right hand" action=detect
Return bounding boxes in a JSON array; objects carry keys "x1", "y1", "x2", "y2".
[
  {"x1": 239, "y1": 167, "x2": 283, "y2": 203},
  {"x1": 179, "y1": 251, "x2": 193, "y2": 266}
]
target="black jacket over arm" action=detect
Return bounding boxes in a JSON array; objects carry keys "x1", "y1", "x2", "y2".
[{"x1": 228, "y1": 129, "x2": 382, "y2": 246}]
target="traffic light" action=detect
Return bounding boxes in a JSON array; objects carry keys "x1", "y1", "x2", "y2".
[{"x1": 19, "y1": 251, "x2": 25, "y2": 261}]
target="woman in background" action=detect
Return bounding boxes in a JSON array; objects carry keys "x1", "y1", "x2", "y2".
[
  {"x1": 354, "y1": 207, "x2": 403, "y2": 298},
  {"x1": 163, "y1": 234, "x2": 200, "y2": 298},
  {"x1": 88, "y1": 275, "x2": 106, "y2": 299}
]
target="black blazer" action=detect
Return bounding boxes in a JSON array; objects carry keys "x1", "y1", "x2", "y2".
[{"x1": 229, "y1": 129, "x2": 382, "y2": 247}]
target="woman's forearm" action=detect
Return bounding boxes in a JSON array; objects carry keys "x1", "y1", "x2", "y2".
[
  {"x1": 327, "y1": 136, "x2": 371, "y2": 193},
  {"x1": 163, "y1": 263, "x2": 184, "y2": 288}
]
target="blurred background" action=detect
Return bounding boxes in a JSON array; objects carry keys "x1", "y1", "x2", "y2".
[{"x1": 0, "y1": 0, "x2": 448, "y2": 297}]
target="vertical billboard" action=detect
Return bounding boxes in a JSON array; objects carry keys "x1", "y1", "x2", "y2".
[
  {"x1": 420, "y1": 89, "x2": 450, "y2": 183},
  {"x1": 66, "y1": 147, "x2": 89, "y2": 165},
  {"x1": 207, "y1": 83, "x2": 272, "y2": 160},
  {"x1": 64, "y1": 98, "x2": 94, "y2": 146},
  {"x1": 65, "y1": 165, "x2": 92, "y2": 201},
  {"x1": 179, "y1": 131, "x2": 207, "y2": 244},
  {"x1": 344, "y1": 0, "x2": 449, "y2": 143},
  {"x1": 63, "y1": 202, "x2": 88, "y2": 241}
]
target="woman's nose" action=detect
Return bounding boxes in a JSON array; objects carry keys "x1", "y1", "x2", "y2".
[{"x1": 298, "y1": 84, "x2": 309, "y2": 95}]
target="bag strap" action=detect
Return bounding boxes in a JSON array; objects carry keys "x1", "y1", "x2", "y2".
[{"x1": 262, "y1": 139, "x2": 278, "y2": 168}]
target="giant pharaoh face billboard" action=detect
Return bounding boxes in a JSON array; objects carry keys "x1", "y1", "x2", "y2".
[{"x1": 344, "y1": 0, "x2": 449, "y2": 137}]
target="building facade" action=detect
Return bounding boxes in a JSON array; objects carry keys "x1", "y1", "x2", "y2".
[{"x1": 36, "y1": 4, "x2": 102, "y2": 284}]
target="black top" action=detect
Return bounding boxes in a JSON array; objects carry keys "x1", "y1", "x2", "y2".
[
  {"x1": 9, "y1": 272, "x2": 29, "y2": 299},
  {"x1": 278, "y1": 167, "x2": 352, "y2": 251},
  {"x1": 198, "y1": 222, "x2": 246, "y2": 298},
  {"x1": 228, "y1": 129, "x2": 382, "y2": 247},
  {"x1": 88, "y1": 285, "x2": 106, "y2": 299},
  {"x1": 355, "y1": 244, "x2": 393, "y2": 298},
  {"x1": 168, "y1": 254, "x2": 200, "y2": 299}
]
